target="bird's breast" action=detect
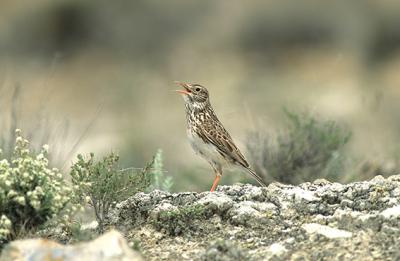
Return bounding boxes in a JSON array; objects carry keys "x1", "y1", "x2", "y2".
[{"x1": 186, "y1": 127, "x2": 227, "y2": 167}]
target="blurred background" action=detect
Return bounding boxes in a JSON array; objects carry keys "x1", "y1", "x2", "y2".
[{"x1": 1, "y1": 0, "x2": 400, "y2": 191}]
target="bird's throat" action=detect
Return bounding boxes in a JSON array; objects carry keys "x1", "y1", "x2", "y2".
[
  {"x1": 184, "y1": 101, "x2": 212, "y2": 128},
  {"x1": 185, "y1": 101, "x2": 208, "y2": 114}
]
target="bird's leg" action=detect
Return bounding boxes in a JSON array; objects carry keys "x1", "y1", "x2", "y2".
[
  {"x1": 210, "y1": 165, "x2": 222, "y2": 192},
  {"x1": 210, "y1": 174, "x2": 221, "y2": 192}
]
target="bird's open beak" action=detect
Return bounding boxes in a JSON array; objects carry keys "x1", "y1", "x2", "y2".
[{"x1": 174, "y1": 81, "x2": 191, "y2": 95}]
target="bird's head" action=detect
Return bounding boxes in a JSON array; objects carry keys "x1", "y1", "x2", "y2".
[{"x1": 175, "y1": 82, "x2": 209, "y2": 108}]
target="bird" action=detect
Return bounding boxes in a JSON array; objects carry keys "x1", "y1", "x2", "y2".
[{"x1": 175, "y1": 81, "x2": 266, "y2": 192}]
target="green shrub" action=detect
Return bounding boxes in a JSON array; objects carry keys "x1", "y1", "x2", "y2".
[
  {"x1": 67, "y1": 220, "x2": 97, "y2": 244},
  {"x1": 153, "y1": 205, "x2": 206, "y2": 236},
  {"x1": 0, "y1": 130, "x2": 72, "y2": 244},
  {"x1": 247, "y1": 110, "x2": 351, "y2": 184},
  {"x1": 147, "y1": 149, "x2": 173, "y2": 192},
  {"x1": 70, "y1": 152, "x2": 158, "y2": 233}
]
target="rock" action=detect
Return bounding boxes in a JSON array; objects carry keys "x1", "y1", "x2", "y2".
[
  {"x1": 196, "y1": 192, "x2": 234, "y2": 214},
  {"x1": 103, "y1": 175, "x2": 400, "y2": 260},
  {"x1": 0, "y1": 230, "x2": 143, "y2": 261},
  {"x1": 265, "y1": 242, "x2": 287, "y2": 258},
  {"x1": 200, "y1": 239, "x2": 248, "y2": 261},
  {"x1": 302, "y1": 223, "x2": 352, "y2": 239},
  {"x1": 380, "y1": 205, "x2": 400, "y2": 219}
]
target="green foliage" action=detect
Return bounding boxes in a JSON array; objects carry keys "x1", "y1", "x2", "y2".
[
  {"x1": 129, "y1": 239, "x2": 142, "y2": 252},
  {"x1": 70, "y1": 152, "x2": 153, "y2": 233},
  {"x1": 147, "y1": 149, "x2": 173, "y2": 192},
  {"x1": 68, "y1": 221, "x2": 97, "y2": 244},
  {"x1": 247, "y1": 110, "x2": 352, "y2": 184},
  {"x1": 0, "y1": 130, "x2": 72, "y2": 244},
  {"x1": 153, "y1": 205, "x2": 206, "y2": 236}
]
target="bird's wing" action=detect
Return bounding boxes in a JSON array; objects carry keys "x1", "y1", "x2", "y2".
[
  {"x1": 197, "y1": 118, "x2": 250, "y2": 168},
  {"x1": 196, "y1": 115, "x2": 267, "y2": 187}
]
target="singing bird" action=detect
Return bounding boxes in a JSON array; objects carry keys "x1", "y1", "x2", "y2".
[{"x1": 175, "y1": 82, "x2": 266, "y2": 191}]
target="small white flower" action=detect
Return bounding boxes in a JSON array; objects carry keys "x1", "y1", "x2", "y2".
[
  {"x1": 30, "y1": 200, "x2": 41, "y2": 210},
  {"x1": 15, "y1": 196, "x2": 26, "y2": 206},
  {"x1": 85, "y1": 196, "x2": 91, "y2": 204},
  {"x1": 35, "y1": 186, "x2": 44, "y2": 195},
  {"x1": 0, "y1": 159, "x2": 9, "y2": 166},
  {"x1": 42, "y1": 144, "x2": 49, "y2": 152},
  {"x1": 4, "y1": 219, "x2": 11, "y2": 227},
  {"x1": 7, "y1": 190, "x2": 17, "y2": 198},
  {"x1": 0, "y1": 215, "x2": 11, "y2": 227},
  {"x1": 0, "y1": 228, "x2": 11, "y2": 237}
]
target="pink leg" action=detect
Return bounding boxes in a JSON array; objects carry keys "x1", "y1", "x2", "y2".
[{"x1": 210, "y1": 174, "x2": 221, "y2": 192}]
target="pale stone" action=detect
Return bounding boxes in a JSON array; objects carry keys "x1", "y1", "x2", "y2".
[{"x1": 0, "y1": 230, "x2": 143, "y2": 261}]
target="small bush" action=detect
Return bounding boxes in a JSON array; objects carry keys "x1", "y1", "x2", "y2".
[
  {"x1": 70, "y1": 152, "x2": 162, "y2": 233},
  {"x1": 0, "y1": 130, "x2": 72, "y2": 244},
  {"x1": 67, "y1": 221, "x2": 97, "y2": 244},
  {"x1": 247, "y1": 110, "x2": 351, "y2": 184},
  {"x1": 153, "y1": 205, "x2": 206, "y2": 236}
]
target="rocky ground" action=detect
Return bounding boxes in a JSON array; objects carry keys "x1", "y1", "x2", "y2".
[
  {"x1": 105, "y1": 175, "x2": 400, "y2": 260},
  {"x1": 2, "y1": 175, "x2": 400, "y2": 260}
]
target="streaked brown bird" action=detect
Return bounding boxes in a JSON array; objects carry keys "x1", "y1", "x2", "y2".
[{"x1": 175, "y1": 82, "x2": 266, "y2": 192}]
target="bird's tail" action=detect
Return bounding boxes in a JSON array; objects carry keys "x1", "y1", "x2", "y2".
[{"x1": 244, "y1": 167, "x2": 267, "y2": 187}]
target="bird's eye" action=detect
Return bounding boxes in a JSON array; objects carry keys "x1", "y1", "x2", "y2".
[{"x1": 195, "y1": 87, "x2": 201, "y2": 92}]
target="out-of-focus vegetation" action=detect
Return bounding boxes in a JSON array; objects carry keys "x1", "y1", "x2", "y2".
[
  {"x1": 1, "y1": 1, "x2": 400, "y2": 190},
  {"x1": 247, "y1": 110, "x2": 352, "y2": 184},
  {"x1": 0, "y1": 128, "x2": 171, "y2": 247},
  {"x1": 0, "y1": 84, "x2": 96, "y2": 170},
  {"x1": 0, "y1": 130, "x2": 72, "y2": 245},
  {"x1": 247, "y1": 109, "x2": 400, "y2": 185}
]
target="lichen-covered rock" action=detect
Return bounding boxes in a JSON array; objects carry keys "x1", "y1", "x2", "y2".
[
  {"x1": 200, "y1": 239, "x2": 248, "y2": 261},
  {"x1": 105, "y1": 175, "x2": 400, "y2": 260},
  {"x1": 302, "y1": 223, "x2": 352, "y2": 238},
  {"x1": 0, "y1": 230, "x2": 143, "y2": 261}
]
